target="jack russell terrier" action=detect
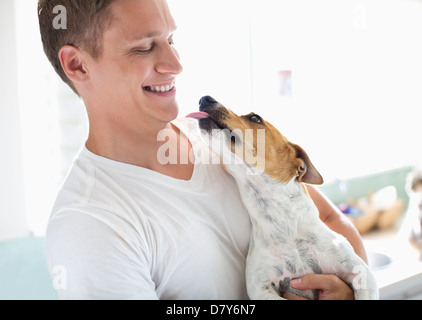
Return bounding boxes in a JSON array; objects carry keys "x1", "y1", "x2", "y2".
[{"x1": 187, "y1": 96, "x2": 379, "y2": 300}]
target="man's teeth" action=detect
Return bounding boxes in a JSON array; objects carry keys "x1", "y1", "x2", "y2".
[{"x1": 146, "y1": 83, "x2": 175, "y2": 92}]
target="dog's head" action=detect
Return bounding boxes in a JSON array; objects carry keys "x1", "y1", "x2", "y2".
[{"x1": 187, "y1": 96, "x2": 323, "y2": 185}]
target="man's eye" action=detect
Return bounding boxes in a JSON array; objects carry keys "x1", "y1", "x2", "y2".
[
  {"x1": 134, "y1": 48, "x2": 152, "y2": 54},
  {"x1": 133, "y1": 44, "x2": 154, "y2": 55},
  {"x1": 136, "y1": 49, "x2": 151, "y2": 54},
  {"x1": 249, "y1": 114, "x2": 262, "y2": 123}
]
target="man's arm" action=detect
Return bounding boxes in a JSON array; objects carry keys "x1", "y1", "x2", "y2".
[{"x1": 307, "y1": 185, "x2": 368, "y2": 263}]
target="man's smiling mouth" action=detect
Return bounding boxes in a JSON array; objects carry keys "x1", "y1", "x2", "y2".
[{"x1": 144, "y1": 82, "x2": 175, "y2": 92}]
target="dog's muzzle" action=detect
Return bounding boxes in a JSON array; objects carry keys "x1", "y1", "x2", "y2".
[
  {"x1": 199, "y1": 95, "x2": 218, "y2": 111},
  {"x1": 194, "y1": 96, "x2": 229, "y2": 132}
]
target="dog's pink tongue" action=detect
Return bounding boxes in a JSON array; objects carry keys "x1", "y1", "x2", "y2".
[{"x1": 186, "y1": 112, "x2": 209, "y2": 120}]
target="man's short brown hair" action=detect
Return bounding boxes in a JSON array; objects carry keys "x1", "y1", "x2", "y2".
[{"x1": 38, "y1": 0, "x2": 116, "y2": 95}]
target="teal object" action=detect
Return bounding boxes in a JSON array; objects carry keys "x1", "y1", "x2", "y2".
[
  {"x1": 319, "y1": 166, "x2": 413, "y2": 208},
  {"x1": 0, "y1": 236, "x2": 58, "y2": 300}
]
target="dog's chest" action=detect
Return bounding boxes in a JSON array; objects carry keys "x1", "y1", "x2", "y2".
[
  {"x1": 237, "y1": 172, "x2": 294, "y2": 213},
  {"x1": 237, "y1": 173, "x2": 317, "y2": 223}
]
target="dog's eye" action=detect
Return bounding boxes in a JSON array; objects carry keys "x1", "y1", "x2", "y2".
[{"x1": 249, "y1": 114, "x2": 262, "y2": 124}]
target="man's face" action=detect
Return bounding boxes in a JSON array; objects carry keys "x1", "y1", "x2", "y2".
[{"x1": 87, "y1": 0, "x2": 183, "y2": 129}]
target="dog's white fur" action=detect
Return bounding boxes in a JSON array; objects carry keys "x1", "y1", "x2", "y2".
[
  {"x1": 201, "y1": 115, "x2": 379, "y2": 300},
  {"x1": 229, "y1": 160, "x2": 378, "y2": 300}
]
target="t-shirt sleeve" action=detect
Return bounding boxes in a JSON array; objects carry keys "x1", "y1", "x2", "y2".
[{"x1": 46, "y1": 209, "x2": 158, "y2": 300}]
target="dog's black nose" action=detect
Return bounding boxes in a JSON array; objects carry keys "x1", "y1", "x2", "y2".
[{"x1": 199, "y1": 96, "x2": 218, "y2": 111}]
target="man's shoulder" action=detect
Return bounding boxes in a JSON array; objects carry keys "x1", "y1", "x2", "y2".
[{"x1": 171, "y1": 117, "x2": 201, "y2": 137}]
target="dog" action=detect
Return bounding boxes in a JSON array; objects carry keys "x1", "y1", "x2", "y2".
[{"x1": 187, "y1": 96, "x2": 379, "y2": 300}]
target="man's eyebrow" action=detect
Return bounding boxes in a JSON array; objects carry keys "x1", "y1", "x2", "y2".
[
  {"x1": 131, "y1": 27, "x2": 177, "y2": 42},
  {"x1": 132, "y1": 31, "x2": 163, "y2": 41}
]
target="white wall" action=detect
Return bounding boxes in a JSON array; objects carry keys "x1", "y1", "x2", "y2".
[
  {"x1": 248, "y1": 0, "x2": 422, "y2": 181},
  {"x1": 14, "y1": 0, "x2": 83, "y2": 237},
  {"x1": 172, "y1": 0, "x2": 422, "y2": 182},
  {"x1": 168, "y1": 0, "x2": 253, "y2": 115},
  {"x1": 0, "y1": 0, "x2": 30, "y2": 241}
]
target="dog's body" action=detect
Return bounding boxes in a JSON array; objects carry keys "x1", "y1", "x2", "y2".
[
  {"x1": 187, "y1": 96, "x2": 379, "y2": 300},
  {"x1": 226, "y1": 162, "x2": 377, "y2": 300}
]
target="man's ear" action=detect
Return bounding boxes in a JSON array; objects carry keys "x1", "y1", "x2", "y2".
[
  {"x1": 58, "y1": 45, "x2": 90, "y2": 84},
  {"x1": 291, "y1": 143, "x2": 324, "y2": 185}
]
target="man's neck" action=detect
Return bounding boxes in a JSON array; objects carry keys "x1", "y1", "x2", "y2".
[{"x1": 86, "y1": 119, "x2": 195, "y2": 180}]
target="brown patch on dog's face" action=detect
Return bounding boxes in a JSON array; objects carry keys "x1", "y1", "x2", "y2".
[{"x1": 198, "y1": 97, "x2": 323, "y2": 185}]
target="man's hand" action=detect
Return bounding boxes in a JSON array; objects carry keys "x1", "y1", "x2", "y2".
[{"x1": 282, "y1": 274, "x2": 355, "y2": 300}]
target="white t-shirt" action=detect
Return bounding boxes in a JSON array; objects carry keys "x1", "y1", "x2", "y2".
[{"x1": 46, "y1": 118, "x2": 252, "y2": 300}]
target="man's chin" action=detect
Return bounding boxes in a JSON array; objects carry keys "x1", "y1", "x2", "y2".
[{"x1": 155, "y1": 102, "x2": 180, "y2": 123}]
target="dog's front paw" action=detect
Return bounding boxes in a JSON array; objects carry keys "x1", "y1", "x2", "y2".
[
  {"x1": 353, "y1": 288, "x2": 379, "y2": 300},
  {"x1": 247, "y1": 286, "x2": 287, "y2": 300},
  {"x1": 249, "y1": 292, "x2": 287, "y2": 300}
]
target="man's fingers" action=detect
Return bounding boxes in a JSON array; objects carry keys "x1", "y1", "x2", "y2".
[
  {"x1": 281, "y1": 292, "x2": 309, "y2": 300},
  {"x1": 290, "y1": 274, "x2": 337, "y2": 291},
  {"x1": 290, "y1": 274, "x2": 355, "y2": 300}
]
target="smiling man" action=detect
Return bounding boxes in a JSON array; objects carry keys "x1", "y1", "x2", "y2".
[
  {"x1": 39, "y1": 0, "x2": 366, "y2": 300},
  {"x1": 57, "y1": 0, "x2": 187, "y2": 178}
]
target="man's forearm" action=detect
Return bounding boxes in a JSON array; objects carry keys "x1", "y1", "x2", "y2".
[{"x1": 307, "y1": 185, "x2": 368, "y2": 263}]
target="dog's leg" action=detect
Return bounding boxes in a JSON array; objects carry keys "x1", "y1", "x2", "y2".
[
  {"x1": 248, "y1": 289, "x2": 287, "y2": 300},
  {"x1": 247, "y1": 281, "x2": 287, "y2": 300},
  {"x1": 315, "y1": 224, "x2": 379, "y2": 300},
  {"x1": 334, "y1": 256, "x2": 379, "y2": 300},
  {"x1": 246, "y1": 249, "x2": 288, "y2": 300},
  {"x1": 348, "y1": 265, "x2": 379, "y2": 300}
]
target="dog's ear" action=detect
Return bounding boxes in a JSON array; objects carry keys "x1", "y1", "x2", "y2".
[{"x1": 291, "y1": 144, "x2": 324, "y2": 185}]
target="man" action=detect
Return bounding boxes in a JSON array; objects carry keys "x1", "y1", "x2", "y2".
[{"x1": 39, "y1": 0, "x2": 366, "y2": 299}]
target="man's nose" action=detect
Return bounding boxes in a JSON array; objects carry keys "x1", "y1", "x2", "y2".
[{"x1": 155, "y1": 46, "x2": 183, "y2": 75}]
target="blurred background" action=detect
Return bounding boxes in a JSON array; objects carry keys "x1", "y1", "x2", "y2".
[{"x1": 1, "y1": 0, "x2": 422, "y2": 299}]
